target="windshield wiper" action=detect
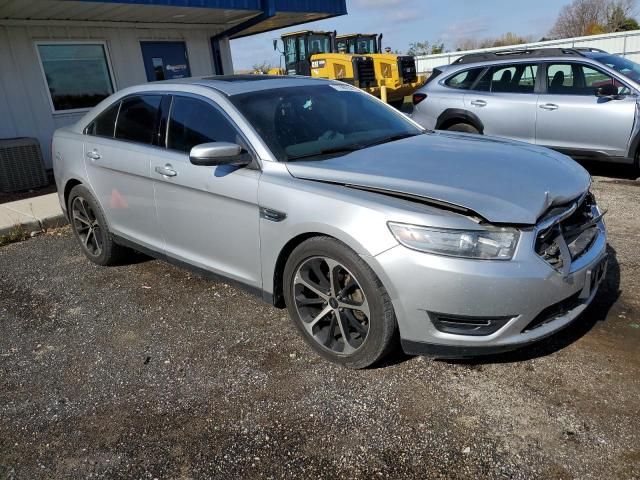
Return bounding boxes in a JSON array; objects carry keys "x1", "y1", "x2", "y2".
[
  {"x1": 360, "y1": 132, "x2": 422, "y2": 148},
  {"x1": 286, "y1": 144, "x2": 363, "y2": 162}
]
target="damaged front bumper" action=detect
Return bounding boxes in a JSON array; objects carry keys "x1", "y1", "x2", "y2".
[{"x1": 366, "y1": 198, "x2": 608, "y2": 358}]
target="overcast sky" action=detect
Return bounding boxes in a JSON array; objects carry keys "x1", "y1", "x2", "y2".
[{"x1": 230, "y1": 0, "x2": 575, "y2": 70}]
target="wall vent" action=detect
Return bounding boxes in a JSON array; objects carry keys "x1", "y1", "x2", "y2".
[{"x1": 0, "y1": 138, "x2": 48, "y2": 193}]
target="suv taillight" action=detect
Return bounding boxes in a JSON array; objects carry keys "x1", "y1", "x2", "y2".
[{"x1": 412, "y1": 93, "x2": 427, "y2": 105}]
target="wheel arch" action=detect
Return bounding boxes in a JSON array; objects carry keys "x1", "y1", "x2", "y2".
[
  {"x1": 269, "y1": 225, "x2": 384, "y2": 309},
  {"x1": 63, "y1": 178, "x2": 83, "y2": 218},
  {"x1": 436, "y1": 108, "x2": 484, "y2": 133},
  {"x1": 271, "y1": 232, "x2": 325, "y2": 308}
]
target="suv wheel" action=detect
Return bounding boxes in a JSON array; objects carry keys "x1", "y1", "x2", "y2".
[
  {"x1": 283, "y1": 237, "x2": 397, "y2": 369},
  {"x1": 68, "y1": 185, "x2": 129, "y2": 266},
  {"x1": 447, "y1": 123, "x2": 480, "y2": 134}
]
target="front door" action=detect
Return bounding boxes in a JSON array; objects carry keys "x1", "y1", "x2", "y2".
[
  {"x1": 150, "y1": 94, "x2": 262, "y2": 288},
  {"x1": 140, "y1": 41, "x2": 191, "y2": 82},
  {"x1": 463, "y1": 63, "x2": 539, "y2": 143},
  {"x1": 536, "y1": 62, "x2": 636, "y2": 158}
]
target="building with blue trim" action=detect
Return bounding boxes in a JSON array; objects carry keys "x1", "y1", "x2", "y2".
[{"x1": 0, "y1": 0, "x2": 347, "y2": 168}]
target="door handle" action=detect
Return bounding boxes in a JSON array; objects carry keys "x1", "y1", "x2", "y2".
[
  {"x1": 470, "y1": 100, "x2": 487, "y2": 107},
  {"x1": 86, "y1": 149, "x2": 101, "y2": 160},
  {"x1": 154, "y1": 164, "x2": 177, "y2": 177},
  {"x1": 540, "y1": 103, "x2": 559, "y2": 111}
]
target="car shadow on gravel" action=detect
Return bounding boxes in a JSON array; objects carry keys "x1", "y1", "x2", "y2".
[
  {"x1": 580, "y1": 160, "x2": 639, "y2": 181},
  {"x1": 444, "y1": 245, "x2": 622, "y2": 367}
]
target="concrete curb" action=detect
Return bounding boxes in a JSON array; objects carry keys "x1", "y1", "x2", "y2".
[{"x1": 0, "y1": 193, "x2": 67, "y2": 237}]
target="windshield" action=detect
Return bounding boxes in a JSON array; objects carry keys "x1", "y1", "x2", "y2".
[
  {"x1": 230, "y1": 84, "x2": 422, "y2": 161},
  {"x1": 340, "y1": 36, "x2": 377, "y2": 54},
  {"x1": 308, "y1": 34, "x2": 331, "y2": 55},
  {"x1": 592, "y1": 53, "x2": 640, "y2": 83}
]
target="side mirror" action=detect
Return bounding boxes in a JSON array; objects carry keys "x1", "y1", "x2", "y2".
[
  {"x1": 189, "y1": 142, "x2": 251, "y2": 167},
  {"x1": 596, "y1": 84, "x2": 619, "y2": 98},
  {"x1": 273, "y1": 39, "x2": 278, "y2": 51}
]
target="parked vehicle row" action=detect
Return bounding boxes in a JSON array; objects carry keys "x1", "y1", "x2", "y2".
[
  {"x1": 412, "y1": 47, "x2": 640, "y2": 166},
  {"x1": 53, "y1": 75, "x2": 607, "y2": 368}
]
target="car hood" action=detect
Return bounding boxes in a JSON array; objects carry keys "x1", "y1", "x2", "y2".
[{"x1": 285, "y1": 131, "x2": 591, "y2": 224}]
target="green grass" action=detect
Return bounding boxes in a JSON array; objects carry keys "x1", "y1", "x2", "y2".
[{"x1": 0, "y1": 224, "x2": 28, "y2": 247}]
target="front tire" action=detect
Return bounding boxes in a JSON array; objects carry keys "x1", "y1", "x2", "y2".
[
  {"x1": 283, "y1": 237, "x2": 398, "y2": 369},
  {"x1": 447, "y1": 123, "x2": 480, "y2": 134},
  {"x1": 67, "y1": 185, "x2": 129, "y2": 266}
]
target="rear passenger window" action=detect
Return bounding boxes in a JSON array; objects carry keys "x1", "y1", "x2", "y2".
[
  {"x1": 86, "y1": 102, "x2": 120, "y2": 138},
  {"x1": 444, "y1": 68, "x2": 484, "y2": 90},
  {"x1": 476, "y1": 63, "x2": 538, "y2": 93},
  {"x1": 167, "y1": 96, "x2": 239, "y2": 153},
  {"x1": 115, "y1": 95, "x2": 162, "y2": 145}
]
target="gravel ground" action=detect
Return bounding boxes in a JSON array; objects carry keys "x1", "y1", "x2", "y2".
[{"x1": 0, "y1": 170, "x2": 639, "y2": 479}]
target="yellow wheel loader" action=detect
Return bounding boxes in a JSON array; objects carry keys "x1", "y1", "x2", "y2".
[
  {"x1": 270, "y1": 30, "x2": 381, "y2": 97},
  {"x1": 336, "y1": 33, "x2": 426, "y2": 107}
]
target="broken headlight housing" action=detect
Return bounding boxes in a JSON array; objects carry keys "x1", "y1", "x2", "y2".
[{"x1": 388, "y1": 222, "x2": 519, "y2": 260}]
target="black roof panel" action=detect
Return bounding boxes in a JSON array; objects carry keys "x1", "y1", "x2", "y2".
[{"x1": 453, "y1": 47, "x2": 608, "y2": 65}]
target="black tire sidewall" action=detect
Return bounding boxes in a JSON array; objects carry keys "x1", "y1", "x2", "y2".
[
  {"x1": 283, "y1": 237, "x2": 396, "y2": 369},
  {"x1": 448, "y1": 123, "x2": 479, "y2": 134},
  {"x1": 67, "y1": 185, "x2": 114, "y2": 265}
]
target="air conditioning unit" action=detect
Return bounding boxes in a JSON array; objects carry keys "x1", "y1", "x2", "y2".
[{"x1": 0, "y1": 137, "x2": 48, "y2": 193}]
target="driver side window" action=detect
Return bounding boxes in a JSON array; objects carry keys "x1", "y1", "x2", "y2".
[
  {"x1": 167, "y1": 96, "x2": 240, "y2": 153},
  {"x1": 547, "y1": 63, "x2": 629, "y2": 95}
]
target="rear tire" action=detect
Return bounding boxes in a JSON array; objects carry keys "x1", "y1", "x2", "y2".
[
  {"x1": 283, "y1": 236, "x2": 398, "y2": 369},
  {"x1": 446, "y1": 123, "x2": 480, "y2": 134},
  {"x1": 67, "y1": 184, "x2": 130, "y2": 266}
]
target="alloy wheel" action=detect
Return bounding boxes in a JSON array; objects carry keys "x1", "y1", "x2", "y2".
[
  {"x1": 71, "y1": 196, "x2": 103, "y2": 257},
  {"x1": 293, "y1": 256, "x2": 370, "y2": 355}
]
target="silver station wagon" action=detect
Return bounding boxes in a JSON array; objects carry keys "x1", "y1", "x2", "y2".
[
  {"x1": 53, "y1": 75, "x2": 608, "y2": 368},
  {"x1": 412, "y1": 47, "x2": 640, "y2": 166}
]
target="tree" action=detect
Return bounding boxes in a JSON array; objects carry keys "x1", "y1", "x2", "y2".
[
  {"x1": 251, "y1": 61, "x2": 273, "y2": 74},
  {"x1": 483, "y1": 32, "x2": 531, "y2": 48},
  {"x1": 607, "y1": 0, "x2": 640, "y2": 30},
  {"x1": 550, "y1": 0, "x2": 638, "y2": 38},
  {"x1": 455, "y1": 32, "x2": 530, "y2": 51},
  {"x1": 407, "y1": 41, "x2": 445, "y2": 56}
]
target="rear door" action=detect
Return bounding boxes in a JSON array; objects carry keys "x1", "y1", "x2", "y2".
[
  {"x1": 150, "y1": 94, "x2": 262, "y2": 287},
  {"x1": 83, "y1": 94, "x2": 163, "y2": 249},
  {"x1": 535, "y1": 62, "x2": 636, "y2": 158},
  {"x1": 464, "y1": 62, "x2": 540, "y2": 143}
]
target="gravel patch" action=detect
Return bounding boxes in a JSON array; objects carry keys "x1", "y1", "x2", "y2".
[{"x1": 0, "y1": 174, "x2": 639, "y2": 479}]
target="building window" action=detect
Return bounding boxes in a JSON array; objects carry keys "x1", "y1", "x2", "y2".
[{"x1": 37, "y1": 43, "x2": 115, "y2": 112}]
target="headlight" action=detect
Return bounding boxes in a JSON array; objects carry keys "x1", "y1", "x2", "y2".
[{"x1": 388, "y1": 222, "x2": 519, "y2": 260}]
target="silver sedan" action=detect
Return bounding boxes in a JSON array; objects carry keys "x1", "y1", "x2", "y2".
[{"x1": 52, "y1": 76, "x2": 608, "y2": 368}]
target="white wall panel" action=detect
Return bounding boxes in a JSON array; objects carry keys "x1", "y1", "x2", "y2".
[{"x1": 0, "y1": 22, "x2": 230, "y2": 168}]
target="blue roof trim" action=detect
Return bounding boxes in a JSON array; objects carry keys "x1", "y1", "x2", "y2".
[
  {"x1": 74, "y1": 0, "x2": 262, "y2": 9},
  {"x1": 73, "y1": 0, "x2": 346, "y2": 14},
  {"x1": 274, "y1": 0, "x2": 346, "y2": 14},
  {"x1": 212, "y1": 0, "x2": 346, "y2": 39}
]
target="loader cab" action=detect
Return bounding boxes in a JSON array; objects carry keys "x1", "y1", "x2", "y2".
[
  {"x1": 278, "y1": 30, "x2": 334, "y2": 76},
  {"x1": 336, "y1": 34, "x2": 382, "y2": 55}
]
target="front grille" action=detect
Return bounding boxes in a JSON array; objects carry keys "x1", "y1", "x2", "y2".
[
  {"x1": 397, "y1": 56, "x2": 417, "y2": 83},
  {"x1": 352, "y1": 56, "x2": 376, "y2": 88},
  {"x1": 522, "y1": 291, "x2": 583, "y2": 332},
  {"x1": 535, "y1": 193, "x2": 602, "y2": 272}
]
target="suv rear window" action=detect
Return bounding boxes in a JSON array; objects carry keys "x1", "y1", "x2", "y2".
[
  {"x1": 115, "y1": 95, "x2": 162, "y2": 145},
  {"x1": 444, "y1": 68, "x2": 484, "y2": 90},
  {"x1": 475, "y1": 63, "x2": 538, "y2": 93}
]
